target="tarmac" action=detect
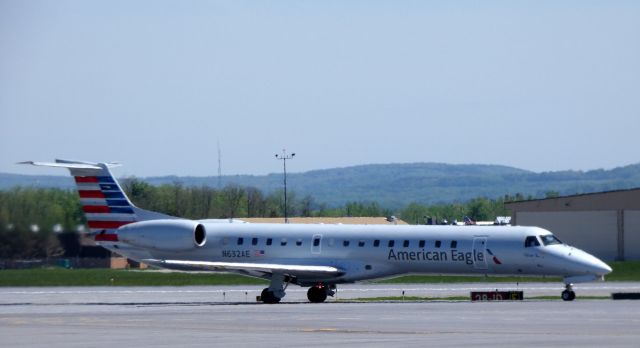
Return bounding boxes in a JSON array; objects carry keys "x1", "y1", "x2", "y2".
[{"x1": 1, "y1": 282, "x2": 640, "y2": 347}]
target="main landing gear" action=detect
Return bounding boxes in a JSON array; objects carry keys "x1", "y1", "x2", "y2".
[
  {"x1": 307, "y1": 283, "x2": 336, "y2": 303},
  {"x1": 259, "y1": 275, "x2": 336, "y2": 304},
  {"x1": 261, "y1": 288, "x2": 281, "y2": 304},
  {"x1": 260, "y1": 273, "x2": 288, "y2": 304},
  {"x1": 561, "y1": 283, "x2": 576, "y2": 301}
]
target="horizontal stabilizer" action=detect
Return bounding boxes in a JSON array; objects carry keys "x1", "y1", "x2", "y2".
[
  {"x1": 18, "y1": 161, "x2": 102, "y2": 170},
  {"x1": 18, "y1": 159, "x2": 121, "y2": 169}
]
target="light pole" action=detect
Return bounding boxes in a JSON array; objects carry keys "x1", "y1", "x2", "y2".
[{"x1": 275, "y1": 149, "x2": 295, "y2": 223}]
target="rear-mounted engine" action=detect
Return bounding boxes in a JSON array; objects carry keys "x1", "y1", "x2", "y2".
[{"x1": 117, "y1": 219, "x2": 207, "y2": 251}]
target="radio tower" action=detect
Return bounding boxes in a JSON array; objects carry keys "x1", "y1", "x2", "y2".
[{"x1": 217, "y1": 141, "x2": 222, "y2": 188}]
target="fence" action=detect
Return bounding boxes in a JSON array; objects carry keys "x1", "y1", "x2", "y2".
[{"x1": 0, "y1": 257, "x2": 114, "y2": 269}]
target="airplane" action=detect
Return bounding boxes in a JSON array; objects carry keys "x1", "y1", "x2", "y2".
[{"x1": 21, "y1": 159, "x2": 613, "y2": 303}]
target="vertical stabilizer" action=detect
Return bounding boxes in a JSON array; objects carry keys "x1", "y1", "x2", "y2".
[{"x1": 20, "y1": 160, "x2": 177, "y2": 235}]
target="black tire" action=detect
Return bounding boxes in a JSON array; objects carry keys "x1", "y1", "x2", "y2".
[
  {"x1": 307, "y1": 286, "x2": 328, "y2": 303},
  {"x1": 261, "y1": 288, "x2": 281, "y2": 304},
  {"x1": 561, "y1": 290, "x2": 574, "y2": 301}
]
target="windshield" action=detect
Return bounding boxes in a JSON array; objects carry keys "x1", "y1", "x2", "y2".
[{"x1": 540, "y1": 234, "x2": 563, "y2": 246}]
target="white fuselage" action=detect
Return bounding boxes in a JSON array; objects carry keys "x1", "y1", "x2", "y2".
[{"x1": 104, "y1": 222, "x2": 612, "y2": 286}]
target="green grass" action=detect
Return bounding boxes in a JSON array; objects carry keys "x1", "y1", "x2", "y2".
[
  {"x1": 346, "y1": 295, "x2": 610, "y2": 302},
  {"x1": 602, "y1": 261, "x2": 640, "y2": 281},
  {"x1": 528, "y1": 295, "x2": 609, "y2": 300},
  {"x1": 346, "y1": 296, "x2": 470, "y2": 302},
  {"x1": 0, "y1": 268, "x2": 267, "y2": 287},
  {"x1": 0, "y1": 260, "x2": 638, "y2": 287}
]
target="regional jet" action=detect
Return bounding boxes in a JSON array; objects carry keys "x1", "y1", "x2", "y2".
[{"x1": 22, "y1": 160, "x2": 612, "y2": 303}]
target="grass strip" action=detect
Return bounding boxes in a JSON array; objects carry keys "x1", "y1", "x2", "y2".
[
  {"x1": 345, "y1": 295, "x2": 610, "y2": 302},
  {"x1": 0, "y1": 268, "x2": 267, "y2": 287}
]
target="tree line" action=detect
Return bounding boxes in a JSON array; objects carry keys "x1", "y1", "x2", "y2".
[
  {"x1": 0, "y1": 179, "x2": 529, "y2": 258},
  {"x1": 119, "y1": 178, "x2": 394, "y2": 220}
]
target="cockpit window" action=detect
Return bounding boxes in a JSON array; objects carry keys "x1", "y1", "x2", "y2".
[
  {"x1": 524, "y1": 236, "x2": 540, "y2": 248},
  {"x1": 540, "y1": 234, "x2": 562, "y2": 246}
]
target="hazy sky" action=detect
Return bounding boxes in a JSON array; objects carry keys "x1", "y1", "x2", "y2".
[{"x1": 1, "y1": 1, "x2": 639, "y2": 177}]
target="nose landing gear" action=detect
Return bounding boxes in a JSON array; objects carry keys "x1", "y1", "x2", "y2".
[{"x1": 561, "y1": 283, "x2": 576, "y2": 301}]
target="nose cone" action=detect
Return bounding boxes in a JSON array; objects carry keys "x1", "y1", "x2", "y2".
[
  {"x1": 592, "y1": 258, "x2": 613, "y2": 276},
  {"x1": 573, "y1": 249, "x2": 612, "y2": 276},
  {"x1": 550, "y1": 245, "x2": 613, "y2": 279}
]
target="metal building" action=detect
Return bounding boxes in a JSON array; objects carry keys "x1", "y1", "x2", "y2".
[{"x1": 505, "y1": 188, "x2": 640, "y2": 261}]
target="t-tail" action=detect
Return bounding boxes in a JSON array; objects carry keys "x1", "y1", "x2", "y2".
[{"x1": 20, "y1": 159, "x2": 176, "y2": 239}]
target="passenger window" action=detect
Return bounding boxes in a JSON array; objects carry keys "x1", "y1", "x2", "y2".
[
  {"x1": 435, "y1": 240, "x2": 441, "y2": 248},
  {"x1": 451, "y1": 241, "x2": 457, "y2": 248},
  {"x1": 296, "y1": 239, "x2": 302, "y2": 246},
  {"x1": 525, "y1": 236, "x2": 541, "y2": 247},
  {"x1": 403, "y1": 240, "x2": 410, "y2": 248},
  {"x1": 358, "y1": 240, "x2": 365, "y2": 247},
  {"x1": 266, "y1": 238, "x2": 272, "y2": 246},
  {"x1": 373, "y1": 240, "x2": 380, "y2": 247},
  {"x1": 388, "y1": 240, "x2": 395, "y2": 248},
  {"x1": 252, "y1": 238, "x2": 258, "y2": 246},
  {"x1": 343, "y1": 240, "x2": 350, "y2": 247},
  {"x1": 419, "y1": 240, "x2": 425, "y2": 248},
  {"x1": 313, "y1": 238, "x2": 320, "y2": 247},
  {"x1": 281, "y1": 238, "x2": 287, "y2": 246},
  {"x1": 237, "y1": 237, "x2": 244, "y2": 245}
]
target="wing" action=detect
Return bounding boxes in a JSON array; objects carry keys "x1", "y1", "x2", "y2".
[{"x1": 143, "y1": 259, "x2": 344, "y2": 280}]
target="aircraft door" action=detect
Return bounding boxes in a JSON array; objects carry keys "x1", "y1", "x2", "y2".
[
  {"x1": 311, "y1": 234, "x2": 322, "y2": 254},
  {"x1": 472, "y1": 237, "x2": 488, "y2": 270}
]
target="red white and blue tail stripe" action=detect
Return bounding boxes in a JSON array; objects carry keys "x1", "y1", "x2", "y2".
[
  {"x1": 20, "y1": 159, "x2": 175, "y2": 241},
  {"x1": 74, "y1": 173, "x2": 137, "y2": 232}
]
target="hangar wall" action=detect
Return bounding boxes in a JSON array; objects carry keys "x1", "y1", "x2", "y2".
[
  {"x1": 506, "y1": 188, "x2": 640, "y2": 261},
  {"x1": 516, "y1": 211, "x2": 618, "y2": 261},
  {"x1": 624, "y1": 211, "x2": 640, "y2": 260}
]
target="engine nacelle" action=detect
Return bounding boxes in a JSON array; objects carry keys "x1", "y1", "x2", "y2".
[{"x1": 117, "y1": 219, "x2": 206, "y2": 252}]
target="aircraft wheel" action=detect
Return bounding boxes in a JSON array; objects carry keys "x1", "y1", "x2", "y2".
[
  {"x1": 261, "y1": 288, "x2": 281, "y2": 304},
  {"x1": 561, "y1": 290, "x2": 576, "y2": 301},
  {"x1": 307, "y1": 286, "x2": 328, "y2": 303}
]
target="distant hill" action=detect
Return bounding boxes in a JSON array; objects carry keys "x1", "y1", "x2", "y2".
[{"x1": 3, "y1": 162, "x2": 640, "y2": 208}]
